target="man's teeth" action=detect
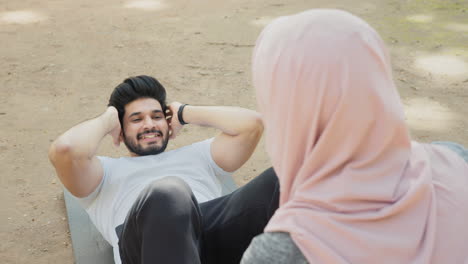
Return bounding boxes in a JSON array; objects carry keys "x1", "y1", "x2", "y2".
[{"x1": 142, "y1": 134, "x2": 159, "y2": 139}]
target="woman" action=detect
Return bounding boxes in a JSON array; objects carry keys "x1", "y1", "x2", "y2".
[{"x1": 241, "y1": 9, "x2": 468, "y2": 264}]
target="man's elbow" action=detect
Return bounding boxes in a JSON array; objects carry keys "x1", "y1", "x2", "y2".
[
  {"x1": 246, "y1": 112, "x2": 264, "y2": 138},
  {"x1": 48, "y1": 139, "x2": 72, "y2": 166},
  {"x1": 253, "y1": 112, "x2": 264, "y2": 131}
]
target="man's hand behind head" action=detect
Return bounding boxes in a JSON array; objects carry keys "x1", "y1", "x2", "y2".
[
  {"x1": 104, "y1": 106, "x2": 122, "y2": 147},
  {"x1": 167, "y1": 102, "x2": 184, "y2": 139}
]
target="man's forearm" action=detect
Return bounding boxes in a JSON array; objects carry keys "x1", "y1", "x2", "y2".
[
  {"x1": 175, "y1": 104, "x2": 263, "y2": 172},
  {"x1": 182, "y1": 105, "x2": 263, "y2": 136},
  {"x1": 49, "y1": 108, "x2": 117, "y2": 162}
]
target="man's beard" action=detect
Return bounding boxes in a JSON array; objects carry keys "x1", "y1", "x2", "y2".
[{"x1": 123, "y1": 129, "x2": 169, "y2": 156}]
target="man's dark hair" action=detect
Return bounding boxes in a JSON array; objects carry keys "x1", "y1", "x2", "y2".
[{"x1": 108, "y1": 75, "x2": 167, "y2": 126}]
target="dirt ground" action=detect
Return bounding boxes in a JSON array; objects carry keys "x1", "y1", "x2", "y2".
[{"x1": 0, "y1": 0, "x2": 467, "y2": 263}]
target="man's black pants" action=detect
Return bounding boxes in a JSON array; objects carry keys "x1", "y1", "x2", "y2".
[{"x1": 116, "y1": 168, "x2": 279, "y2": 264}]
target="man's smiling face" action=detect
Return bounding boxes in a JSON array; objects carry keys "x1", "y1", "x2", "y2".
[{"x1": 122, "y1": 97, "x2": 169, "y2": 156}]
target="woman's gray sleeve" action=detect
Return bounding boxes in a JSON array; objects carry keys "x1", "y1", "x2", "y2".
[{"x1": 241, "y1": 232, "x2": 308, "y2": 264}]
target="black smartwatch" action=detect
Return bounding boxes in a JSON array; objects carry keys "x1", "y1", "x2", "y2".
[{"x1": 177, "y1": 104, "x2": 189, "y2": 125}]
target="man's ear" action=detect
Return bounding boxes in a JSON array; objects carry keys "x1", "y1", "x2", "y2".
[{"x1": 119, "y1": 130, "x2": 124, "y2": 142}]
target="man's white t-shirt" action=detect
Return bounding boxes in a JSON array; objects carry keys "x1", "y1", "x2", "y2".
[{"x1": 75, "y1": 138, "x2": 231, "y2": 264}]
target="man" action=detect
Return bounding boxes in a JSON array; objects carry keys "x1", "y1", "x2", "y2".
[{"x1": 49, "y1": 75, "x2": 279, "y2": 264}]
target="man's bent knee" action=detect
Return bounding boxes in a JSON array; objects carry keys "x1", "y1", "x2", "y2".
[
  {"x1": 143, "y1": 176, "x2": 192, "y2": 200},
  {"x1": 133, "y1": 176, "x2": 195, "y2": 219}
]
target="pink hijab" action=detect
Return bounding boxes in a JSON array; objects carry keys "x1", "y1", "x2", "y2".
[{"x1": 253, "y1": 9, "x2": 468, "y2": 263}]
